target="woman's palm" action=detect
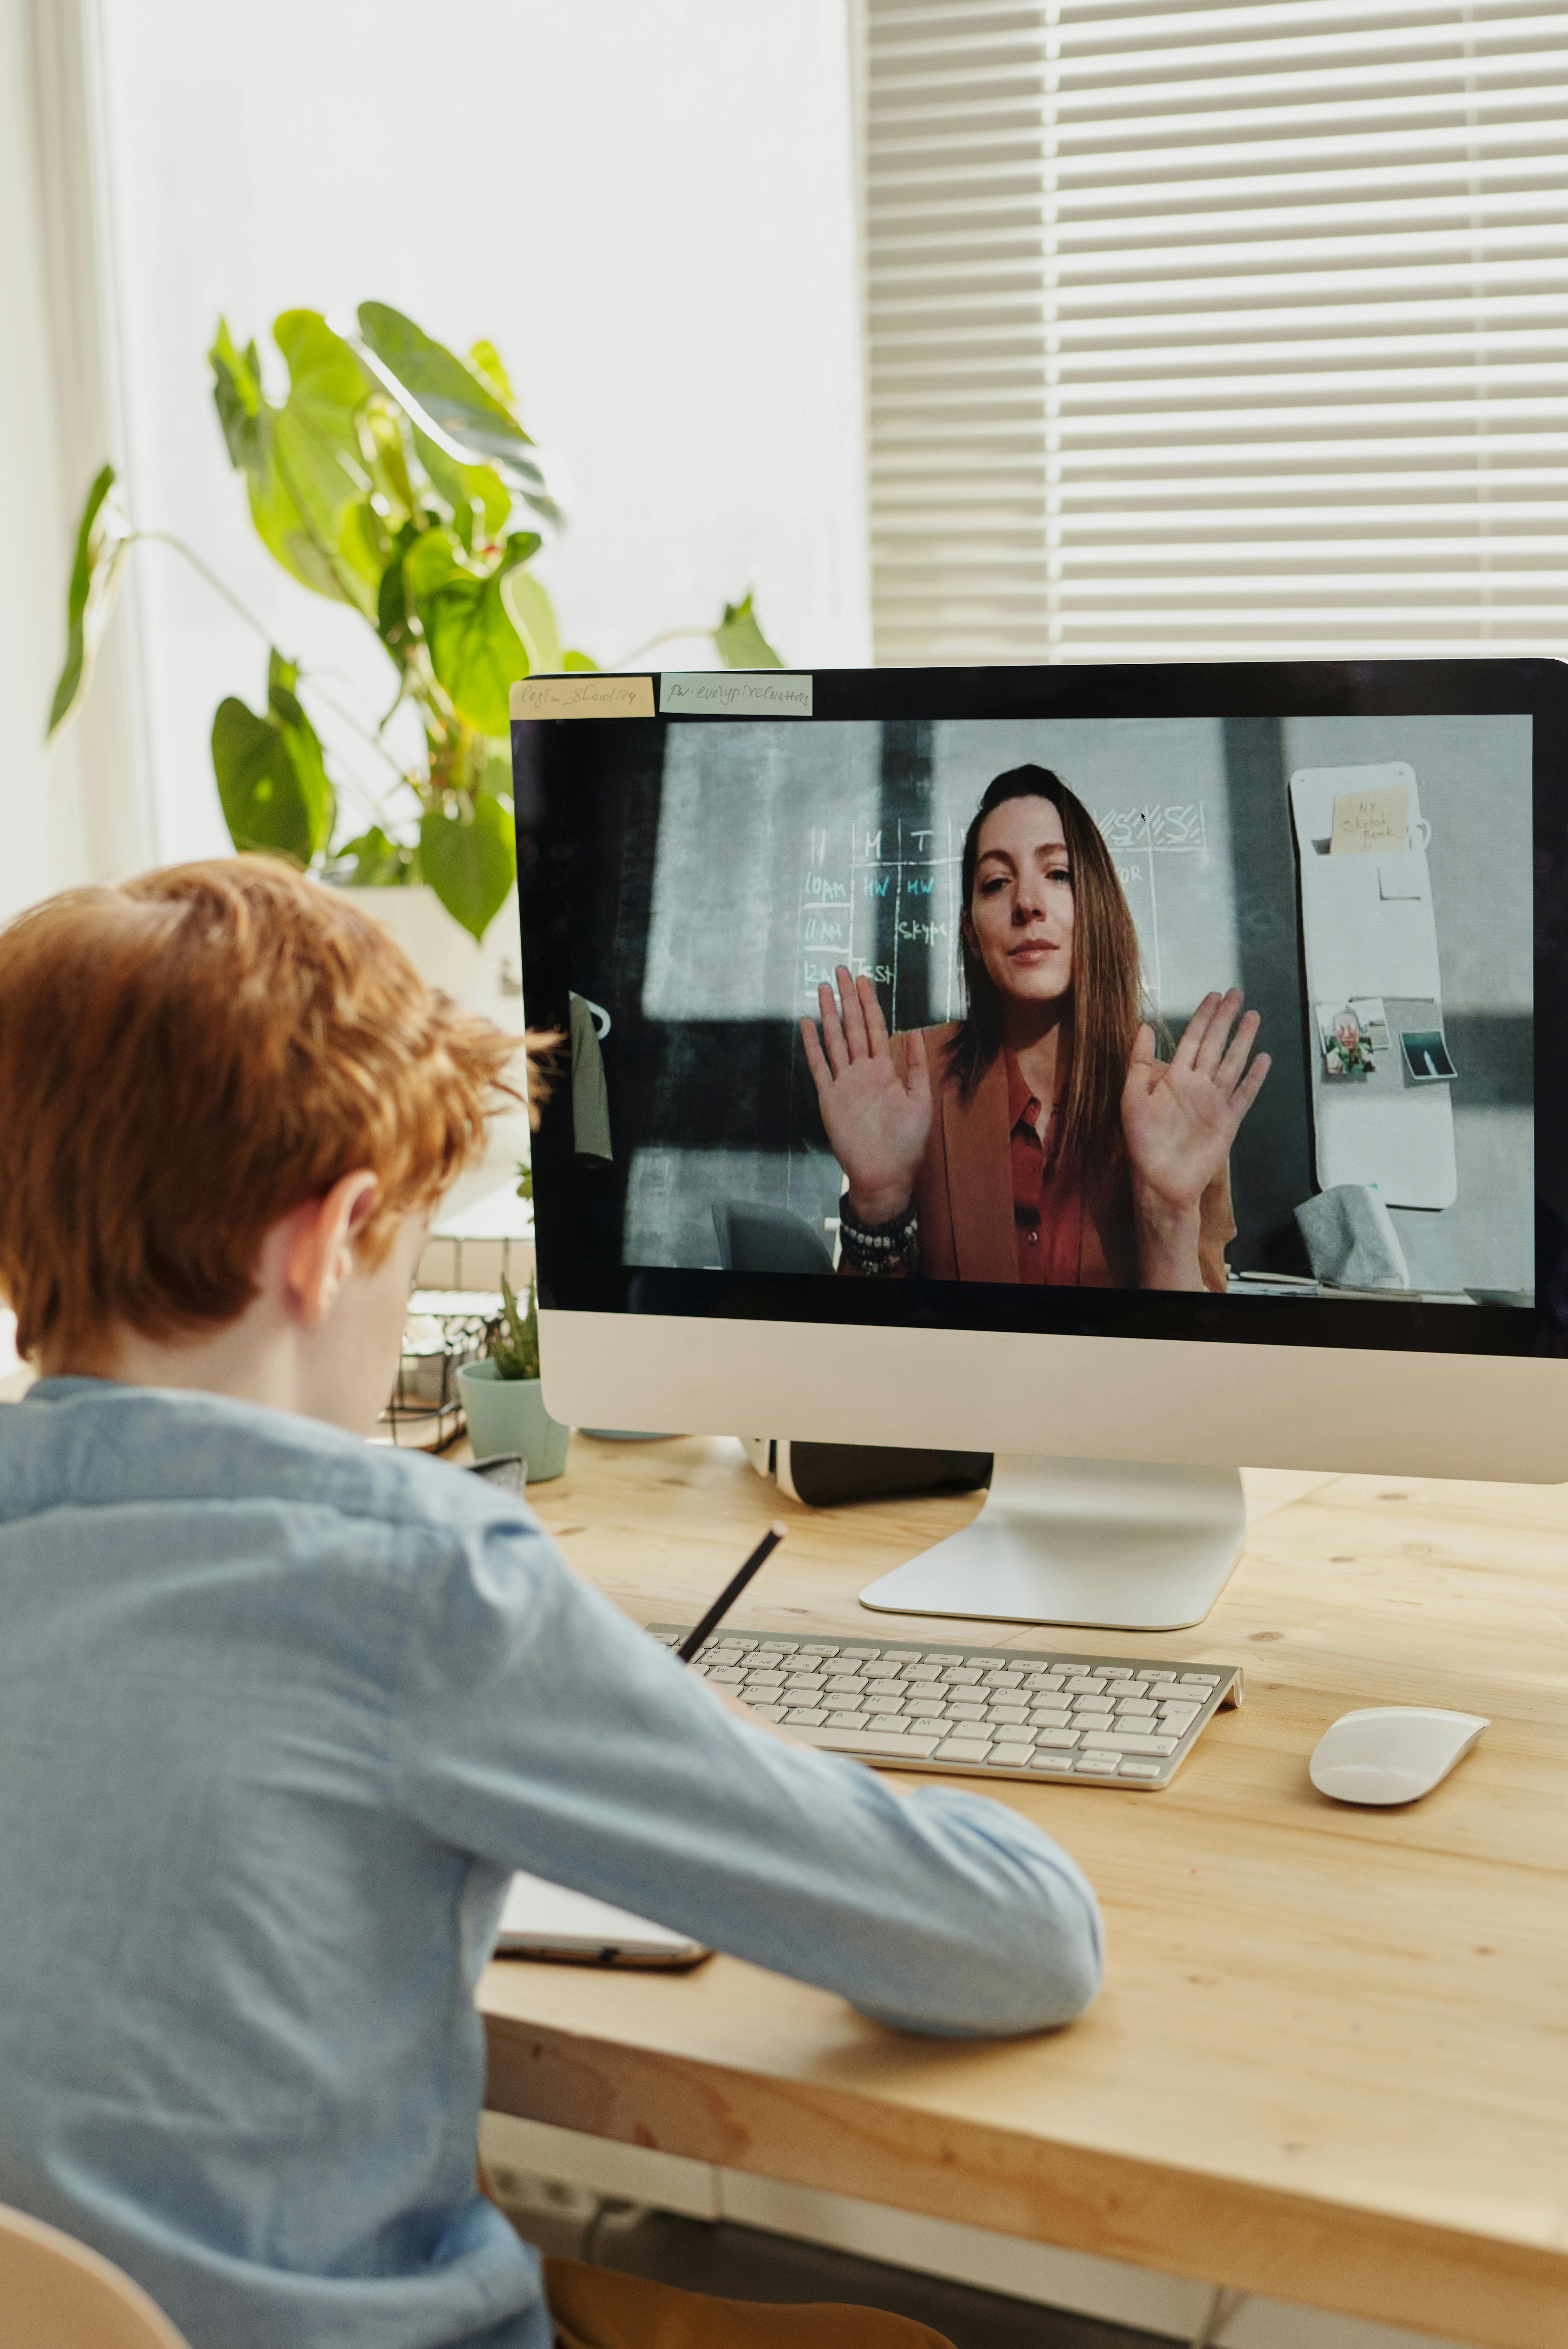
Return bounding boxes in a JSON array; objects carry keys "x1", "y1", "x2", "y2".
[
  {"x1": 1122, "y1": 990, "x2": 1270, "y2": 1210},
  {"x1": 801, "y1": 968, "x2": 932, "y2": 1220}
]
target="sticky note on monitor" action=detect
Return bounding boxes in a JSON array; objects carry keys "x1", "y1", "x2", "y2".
[
  {"x1": 660, "y1": 674, "x2": 813, "y2": 717},
  {"x1": 1330, "y1": 783, "x2": 1409, "y2": 855},
  {"x1": 510, "y1": 676, "x2": 655, "y2": 721}
]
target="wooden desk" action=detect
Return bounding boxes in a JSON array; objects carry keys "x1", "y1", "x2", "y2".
[{"x1": 479, "y1": 1437, "x2": 1568, "y2": 2349}]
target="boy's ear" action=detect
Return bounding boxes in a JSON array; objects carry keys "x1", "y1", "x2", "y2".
[{"x1": 283, "y1": 1170, "x2": 380, "y2": 1329}]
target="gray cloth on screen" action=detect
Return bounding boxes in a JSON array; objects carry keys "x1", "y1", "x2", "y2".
[
  {"x1": 1295, "y1": 1183, "x2": 1411, "y2": 1290},
  {"x1": 568, "y1": 991, "x2": 613, "y2": 1162}
]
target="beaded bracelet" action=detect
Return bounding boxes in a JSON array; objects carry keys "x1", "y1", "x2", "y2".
[{"x1": 838, "y1": 1197, "x2": 920, "y2": 1276}]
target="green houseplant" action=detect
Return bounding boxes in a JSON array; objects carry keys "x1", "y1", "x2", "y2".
[
  {"x1": 49, "y1": 301, "x2": 780, "y2": 941},
  {"x1": 457, "y1": 1274, "x2": 569, "y2": 1479}
]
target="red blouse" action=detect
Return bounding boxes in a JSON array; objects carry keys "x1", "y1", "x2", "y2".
[{"x1": 1004, "y1": 1050, "x2": 1087, "y2": 1285}]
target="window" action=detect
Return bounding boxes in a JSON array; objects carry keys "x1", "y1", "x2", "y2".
[{"x1": 861, "y1": 0, "x2": 1568, "y2": 662}]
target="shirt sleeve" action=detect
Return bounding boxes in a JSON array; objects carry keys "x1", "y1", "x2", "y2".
[{"x1": 389, "y1": 1507, "x2": 1103, "y2": 2038}]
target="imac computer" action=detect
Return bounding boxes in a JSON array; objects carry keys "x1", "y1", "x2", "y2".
[{"x1": 510, "y1": 660, "x2": 1568, "y2": 1632}]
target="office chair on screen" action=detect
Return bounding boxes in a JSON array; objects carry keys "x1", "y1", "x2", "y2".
[
  {"x1": 0, "y1": 2202, "x2": 192, "y2": 2349},
  {"x1": 711, "y1": 1198, "x2": 836, "y2": 1275}
]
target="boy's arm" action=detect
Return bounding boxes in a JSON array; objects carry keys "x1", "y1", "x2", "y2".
[{"x1": 391, "y1": 1508, "x2": 1102, "y2": 2038}]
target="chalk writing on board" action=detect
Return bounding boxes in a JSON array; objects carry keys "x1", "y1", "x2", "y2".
[
  {"x1": 800, "y1": 816, "x2": 963, "y2": 1027},
  {"x1": 1099, "y1": 804, "x2": 1208, "y2": 853}
]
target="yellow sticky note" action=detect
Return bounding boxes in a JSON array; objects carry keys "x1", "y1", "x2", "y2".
[
  {"x1": 509, "y1": 675, "x2": 655, "y2": 721},
  {"x1": 1329, "y1": 784, "x2": 1409, "y2": 855}
]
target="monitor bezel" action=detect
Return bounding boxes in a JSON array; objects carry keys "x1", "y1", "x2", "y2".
[{"x1": 513, "y1": 657, "x2": 1568, "y2": 1363}]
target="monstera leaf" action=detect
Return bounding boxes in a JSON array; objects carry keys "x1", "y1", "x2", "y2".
[
  {"x1": 210, "y1": 313, "x2": 381, "y2": 611},
  {"x1": 47, "y1": 464, "x2": 134, "y2": 739},
  {"x1": 356, "y1": 302, "x2": 560, "y2": 528},
  {"x1": 714, "y1": 592, "x2": 783, "y2": 670},
  {"x1": 418, "y1": 790, "x2": 515, "y2": 941},
  {"x1": 211, "y1": 651, "x2": 335, "y2": 862},
  {"x1": 406, "y1": 530, "x2": 538, "y2": 737}
]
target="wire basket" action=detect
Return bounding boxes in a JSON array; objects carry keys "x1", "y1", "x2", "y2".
[{"x1": 379, "y1": 1290, "x2": 503, "y2": 1450}]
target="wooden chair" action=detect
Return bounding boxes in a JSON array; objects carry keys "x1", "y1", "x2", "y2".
[{"x1": 0, "y1": 2203, "x2": 191, "y2": 2349}]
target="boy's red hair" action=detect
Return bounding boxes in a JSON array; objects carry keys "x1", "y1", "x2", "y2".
[{"x1": 0, "y1": 858, "x2": 524, "y2": 1364}]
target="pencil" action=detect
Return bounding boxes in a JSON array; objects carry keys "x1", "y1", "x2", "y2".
[{"x1": 676, "y1": 1524, "x2": 787, "y2": 1663}]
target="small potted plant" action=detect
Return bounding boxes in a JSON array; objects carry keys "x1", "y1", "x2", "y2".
[{"x1": 458, "y1": 1274, "x2": 570, "y2": 1481}]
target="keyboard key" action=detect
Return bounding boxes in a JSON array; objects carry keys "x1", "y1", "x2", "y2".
[
  {"x1": 904, "y1": 1694, "x2": 949, "y2": 1717},
  {"x1": 1160, "y1": 1706, "x2": 1200, "y2": 1730},
  {"x1": 983, "y1": 1670, "x2": 1024, "y2": 1690},
  {"x1": 1180, "y1": 1673, "x2": 1221, "y2": 1687},
  {"x1": 989, "y1": 1742, "x2": 1036, "y2": 1768},
  {"x1": 986, "y1": 1703, "x2": 1030, "y2": 1724},
  {"x1": 934, "y1": 1737, "x2": 993, "y2": 1763},
  {"x1": 903, "y1": 1661, "x2": 944, "y2": 1683},
  {"x1": 1119, "y1": 1761, "x2": 1163, "y2": 1779},
  {"x1": 1029, "y1": 1752, "x2": 1074, "y2": 1773},
  {"x1": 1116, "y1": 1701, "x2": 1157, "y2": 1720},
  {"x1": 841, "y1": 1646, "x2": 883, "y2": 1660},
  {"x1": 1077, "y1": 1732, "x2": 1178, "y2": 1756},
  {"x1": 1025, "y1": 1672, "x2": 1065, "y2": 1692},
  {"x1": 941, "y1": 1665, "x2": 981, "y2": 1685},
  {"x1": 869, "y1": 1712, "x2": 910, "y2": 1733},
  {"x1": 1066, "y1": 1676, "x2": 1107, "y2": 1694},
  {"x1": 1033, "y1": 1727, "x2": 1080, "y2": 1749},
  {"x1": 785, "y1": 1707, "x2": 827, "y2": 1726},
  {"x1": 1073, "y1": 1698, "x2": 1114, "y2": 1716},
  {"x1": 826, "y1": 1709, "x2": 868, "y2": 1729},
  {"x1": 947, "y1": 1701, "x2": 988, "y2": 1721},
  {"x1": 1075, "y1": 1754, "x2": 1114, "y2": 1773},
  {"x1": 708, "y1": 1668, "x2": 746, "y2": 1684},
  {"x1": 797, "y1": 1725, "x2": 942, "y2": 1761},
  {"x1": 750, "y1": 1704, "x2": 786, "y2": 1721},
  {"x1": 799, "y1": 1643, "x2": 839, "y2": 1656}
]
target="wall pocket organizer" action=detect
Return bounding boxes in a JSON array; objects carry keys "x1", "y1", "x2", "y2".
[{"x1": 1290, "y1": 763, "x2": 1457, "y2": 1210}]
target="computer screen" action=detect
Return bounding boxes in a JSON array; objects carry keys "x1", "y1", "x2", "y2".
[{"x1": 515, "y1": 662, "x2": 1564, "y2": 1360}]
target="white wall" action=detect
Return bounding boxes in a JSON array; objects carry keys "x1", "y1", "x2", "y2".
[
  {"x1": 94, "y1": 0, "x2": 871, "y2": 863},
  {"x1": 0, "y1": 0, "x2": 91, "y2": 923}
]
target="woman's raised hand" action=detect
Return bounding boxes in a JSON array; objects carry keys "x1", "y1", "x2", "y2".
[
  {"x1": 800, "y1": 967, "x2": 932, "y2": 1224},
  {"x1": 1121, "y1": 988, "x2": 1271, "y2": 1215}
]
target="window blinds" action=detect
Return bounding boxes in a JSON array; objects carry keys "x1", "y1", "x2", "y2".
[{"x1": 861, "y1": 0, "x2": 1568, "y2": 664}]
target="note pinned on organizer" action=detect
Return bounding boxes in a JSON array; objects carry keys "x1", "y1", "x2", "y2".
[
  {"x1": 1330, "y1": 782, "x2": 1409, "y2": 855},
  {"x1": 509, "y1": 676, "x2": 655, "y2": 721},
  {"x1": 660, "y1": 673, "x2": 813, "y2": 717}
]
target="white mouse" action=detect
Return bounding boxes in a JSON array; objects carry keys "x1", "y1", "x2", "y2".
[{"x1": 1309, "y1": 1706, "x2": 1489, "y2": 1806}]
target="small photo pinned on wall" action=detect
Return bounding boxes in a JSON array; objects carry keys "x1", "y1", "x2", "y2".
[
  {"x1": 1317, "y1": 1001, "x2": 1378, "y2": 1080},
  {"x1": 1401, "y1": 1028, "x2": 1458, "y2": 1083}
]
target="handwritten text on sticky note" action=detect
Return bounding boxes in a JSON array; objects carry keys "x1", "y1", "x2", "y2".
[
  {"x1": 1330, "y1": 784, "x2": 1409, "y2": 855},
  {"x1": 660, "y1": 674, "x2": 813, "y2": 717},
  {"x1": 509, "y1": 676, "x2": 655, "y2": 721}
]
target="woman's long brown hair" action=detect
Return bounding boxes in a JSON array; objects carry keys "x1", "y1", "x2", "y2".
[{"x1": 946, "y1": 766, "x2": 1144, "y2": 1174}]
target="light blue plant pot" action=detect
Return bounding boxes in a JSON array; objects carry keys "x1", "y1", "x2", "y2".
[{"x1": 458, "y1": 1361, "x2": 570, "y2": 1482}]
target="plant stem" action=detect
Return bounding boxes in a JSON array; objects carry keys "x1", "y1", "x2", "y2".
[
  {"x1": 604, "y1": 623, "x2": 717, "y2": 667},
  {"x1": 138, "y1": 531, "x2": 273, "y2": 643}
]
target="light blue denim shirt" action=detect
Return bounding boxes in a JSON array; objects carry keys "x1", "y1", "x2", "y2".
[{"x1": 0, "y1": 1379, "x2": 1102, "y2": 2349}]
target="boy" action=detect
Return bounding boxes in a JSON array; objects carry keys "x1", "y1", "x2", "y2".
[{"x1": 0, "y1": 860, "x2": 1102, "y2": 2349}]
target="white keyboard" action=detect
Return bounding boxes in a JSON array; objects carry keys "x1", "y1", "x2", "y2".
[{"x1": 650, "y1": 1624, "x2": 1242, "y2": 1790}]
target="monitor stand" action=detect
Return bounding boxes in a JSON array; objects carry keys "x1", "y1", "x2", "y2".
[{"x1": 857, "y1": 1456, "x2": 1247, "y2": 1633}]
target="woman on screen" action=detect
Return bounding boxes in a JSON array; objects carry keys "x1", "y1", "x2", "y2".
[{"x1": 800, "y1": 765, "x2": 1271, "y2": 1290}]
